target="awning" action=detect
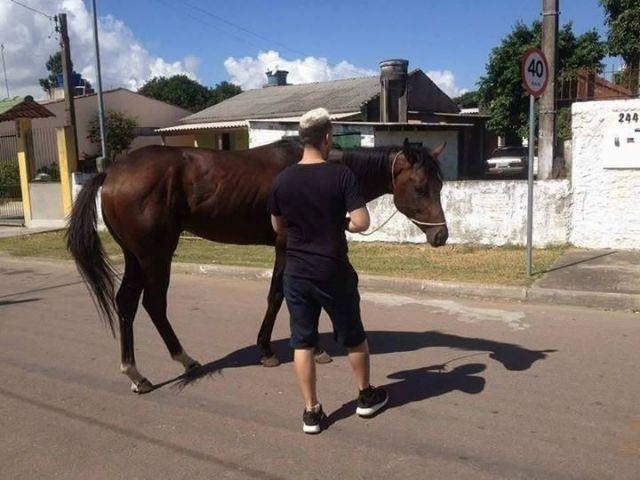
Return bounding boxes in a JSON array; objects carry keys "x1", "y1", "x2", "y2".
[
  {"x1": 0, "y1": 95, "x2": 55, "y2": 122},
  {"x1": 156, "y1": 120, "x2": 248, "y2": 133}
]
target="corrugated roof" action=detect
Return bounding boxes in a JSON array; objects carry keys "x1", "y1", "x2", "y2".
[
  {"x1": 157, "y1": 120, "x2": 248, "y2": 132},
  {"x1": 0, "y1": 96, "x2": 55, "y2": 122},
  {"x1": 180, "y1": 76, "x2": 381, "y2": 124}
]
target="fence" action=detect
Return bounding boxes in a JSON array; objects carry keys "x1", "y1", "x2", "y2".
[{"x1": 557, "y1": 67, "x2": 639, "y2": 104}]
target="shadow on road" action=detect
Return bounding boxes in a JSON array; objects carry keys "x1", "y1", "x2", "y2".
[
  {"x1": 0, "y1": 297, "x2": 40, "y2": 307},
  {"x1": 326, "y1": 363, "x2": 487, "y2": 428},
  {"x1": 169, "y1": 330, "x2": 555, "y2": 392}
]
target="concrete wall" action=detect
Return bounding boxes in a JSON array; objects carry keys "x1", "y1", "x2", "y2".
[
  {"x1": 570, "y1": 99, "x2": 640, "y2": 249},
  {"x1": 28, "y1": 182, "x2": 65, "y2": 227},
  {"x1": 349, "y1": 180, "x2": 571, "y2": 247}
]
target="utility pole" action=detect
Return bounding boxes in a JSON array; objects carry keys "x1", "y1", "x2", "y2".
[
  {"x1": 91, "y1": 0, "x2": 107, "y2": 171},
  {"x1": 538, "y1": 0, "x2": 558, "y2": 179},
  {"x1": 56, "y1": 13, "x2": 79, "y2": 161},
  {"x1": 1, "y1": 44, "x2": 9, "y2": 97}
]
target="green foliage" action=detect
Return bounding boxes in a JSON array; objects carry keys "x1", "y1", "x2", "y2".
[
  {"x1": 87, "y1": 110, "x2": 138, "y2": 162},
  {"x1": 477, "y1": 21, "x2": 606, "y2": 141},
  {"x1": 0, "y1": 159, "x2": 20, "y2": 185},
  {"x1": 600, "y1": 0, "x2": 640, "y2": 93},
  {"x1": 557, "y1": 107, "x2": 572, "y2": 141},
  {"x1": 38, "y1": 52, "x2": 65, "y2": 94},
  {"x1": 138, "y1": 75, "x2": 242, "y2": 112},
  {"x1": 452, "y1": 90, "x2": 479, "y2": 108}
]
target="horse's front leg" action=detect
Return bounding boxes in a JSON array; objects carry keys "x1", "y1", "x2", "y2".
[{"x1": 257, "y1": 239, "x2": 332, "y2": 366}]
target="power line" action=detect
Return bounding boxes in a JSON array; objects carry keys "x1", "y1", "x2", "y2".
[
  {"x1": 153, "y1": 0, "x2": 264, "y2": 51},
  {"x1": 8, "y1": 0, "x2": 53, "y2": 19},
  {"x1": 180, "y1": 1, "x2": 310, "y2": 57}
]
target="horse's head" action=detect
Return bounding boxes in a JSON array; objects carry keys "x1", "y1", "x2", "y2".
[{"x1": 392, "y1": 140, "x2": 448, "y2": 247}]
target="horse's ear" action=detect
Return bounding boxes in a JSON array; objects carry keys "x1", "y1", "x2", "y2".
[
  {"x1": 430, "y1": 142, "x2": 447, "y2": 159},
  {"x1": 403, "y1": 137, "x2": 410, "y2": 150}
]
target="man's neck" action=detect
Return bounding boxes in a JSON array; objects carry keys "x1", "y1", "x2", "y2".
[{"x1": 299, "y1": 146, "x2": 326, "y2": 164}]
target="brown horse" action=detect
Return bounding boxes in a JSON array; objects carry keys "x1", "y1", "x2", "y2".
[{"x1": 66, "y1": 139, "x2": 448, "y2": 393}]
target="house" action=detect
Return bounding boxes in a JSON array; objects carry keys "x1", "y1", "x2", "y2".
[
  {"x1": 157, "y1": 60, "x2": 488, "y2": 180},
  {"x1": 0, "y1": 88, "x2": 191, "y2": 172}
]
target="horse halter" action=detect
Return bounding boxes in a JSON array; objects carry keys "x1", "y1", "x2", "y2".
[{"x1": 390, "y1": 150, "x2": 447, "y2": 228}]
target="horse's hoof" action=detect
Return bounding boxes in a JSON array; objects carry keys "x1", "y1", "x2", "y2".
[
  {"x1": 186, "y1": 361, "x2": 202, "y2": 373},
  {"x1": 260, "y1": 355, "x2": 280, "y2": 367},
  {"x1": 315, "y1": 350, "x2": 333, "y2": 364},
  {"x1": 130, "y1": 378, "x2": 154, "y2": 394}
]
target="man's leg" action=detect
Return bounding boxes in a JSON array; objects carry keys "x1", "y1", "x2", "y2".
[
  {"x1": 347, "y1": 339, "x2": 370, "y2": 391},
  {"x1": 294, "y1": 347, "x2": 319, "y2": 409}
]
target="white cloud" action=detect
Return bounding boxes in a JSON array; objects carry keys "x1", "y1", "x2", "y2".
[
  {"x1": 426, "y1": 70, "x2": 468, "y2": 98},
  {"x1": 0, "y1": 0, "x2": 199, "y2": 99},
  {"x1": 224, "y1": 51, "x2": 468, "y2": 100},
  {"x1": 224, "y1": 50, "x2": 376, "y2": 90}
]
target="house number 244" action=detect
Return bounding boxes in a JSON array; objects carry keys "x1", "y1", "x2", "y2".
[{"x1": 618, "y1": 112, "x2": 639, "y2": 123}]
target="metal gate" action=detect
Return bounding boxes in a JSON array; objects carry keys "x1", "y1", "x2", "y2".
[{"x1": 0, "y1": 133, "x2": 24, "y2": 224}]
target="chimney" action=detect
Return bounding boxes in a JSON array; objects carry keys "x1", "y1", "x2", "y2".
[
  {"x1": 265, "y1": 69, "x2": 289, "y2": 87},
  {"x1": 379, "y1": 59, "x2": 408, "y2": 122}
]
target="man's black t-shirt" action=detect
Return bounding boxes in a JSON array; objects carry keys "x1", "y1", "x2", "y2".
[{"x1": 268, "y1": 162, "x2": 366, "y2": 281}]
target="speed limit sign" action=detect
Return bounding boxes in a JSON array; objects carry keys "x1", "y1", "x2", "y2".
[{"x1": 521, "y1": 47, "x2": 549, "y2": 97}]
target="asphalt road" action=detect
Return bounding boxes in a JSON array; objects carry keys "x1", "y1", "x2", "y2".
[{"x1": 1, "y1": 258, "x2": 639, "y2": 479}]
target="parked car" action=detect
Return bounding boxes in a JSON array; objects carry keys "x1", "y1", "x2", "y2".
[{"x1": 484, "y1": 146, "x2": 538, "y2": 178}]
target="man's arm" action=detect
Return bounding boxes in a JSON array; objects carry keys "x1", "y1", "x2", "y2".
[
  {"x1": 271, "y1": 214, "x2": 286, "y2": 235},
  {"x1": 346, "y1": 207, "x2": 370, "y2": 233}
]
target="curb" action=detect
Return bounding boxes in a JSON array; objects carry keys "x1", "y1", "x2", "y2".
[
  {"x1": 2, "y1": 255, "x2": 638, "y2": 313},
  {"x1": 172, "y1": 262, "x2": 639, "y2": 313}
]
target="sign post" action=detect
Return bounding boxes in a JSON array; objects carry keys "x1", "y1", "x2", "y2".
[{"x1": 521, "y1": 47, "x2": 549, "y2": 277}]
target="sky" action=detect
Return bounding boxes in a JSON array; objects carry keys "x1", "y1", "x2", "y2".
[{"x1": 0, "y1": 0, "x2": 618, "y2": 100}]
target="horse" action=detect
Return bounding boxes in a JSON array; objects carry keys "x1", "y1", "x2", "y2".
[{"x1": 66, "y1": 139, "x2": 448, "y2": 393}]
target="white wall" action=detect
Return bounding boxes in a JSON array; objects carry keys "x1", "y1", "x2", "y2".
[
  {"x1": 570, "y1": 99, "x2": 640, "y2": 249},
  {"x1": 247, "y1": 121, "x2": 376, "y2": 148},
  {"x1": 349, "y1": 180, "x2": 571, "y2": 247}
]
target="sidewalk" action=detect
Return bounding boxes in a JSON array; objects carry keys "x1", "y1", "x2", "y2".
[{"x1": 172, "y1": 248, "x2": 640, "y2": 313}]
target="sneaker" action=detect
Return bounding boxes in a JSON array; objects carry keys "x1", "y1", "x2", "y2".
[
  {"x1": 302, "y1": 404, "x2": 326, "y2": 434},
  {"x1": 356, "y1": 385, "x2": 388, "y2": 417}
]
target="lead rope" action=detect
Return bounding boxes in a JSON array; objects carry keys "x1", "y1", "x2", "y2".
[{"x1": 355, "y1": 151, "x2": 446, "y2": 236}]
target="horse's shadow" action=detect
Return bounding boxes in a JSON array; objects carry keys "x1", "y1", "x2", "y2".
[
  {"x1": 164, "y1": 330, "x2": 556, "y2": 391},
  {"x1": 326, "y1": 362, "x2": 487, "y2": 427}
]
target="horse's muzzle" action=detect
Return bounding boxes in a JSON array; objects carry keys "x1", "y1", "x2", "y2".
[{"x1": 426, "y1": 225, "x2": 448, "y2": 247}]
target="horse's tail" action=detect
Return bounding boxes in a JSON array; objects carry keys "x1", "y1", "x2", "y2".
[{"x1": 66, "y1": 172, "x2": 118, "y2": 335}]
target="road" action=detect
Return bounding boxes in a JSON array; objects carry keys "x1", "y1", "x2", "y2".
[{"x1": 1, "y1": 258, "x2": 638, "y2": 479}]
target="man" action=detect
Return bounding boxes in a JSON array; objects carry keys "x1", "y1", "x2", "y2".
[{"x1": 268, "y1": 107, "x2": 388, "y2": 434}]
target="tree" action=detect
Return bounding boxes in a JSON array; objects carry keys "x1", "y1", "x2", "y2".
[
  {"x1": 600, "y1": 0, "x2": 640, "y2": 94},
  {"x1": 452, "y1": 90, "x2": 479, "y2": 108},
  {"x1": 477, "y1": 21, "x2": 606, "y2": 143},
  {"x1": 88, "y1": 110, "x2": 137, "y2": 163},
  {"x1": 138, "y1": 75, "x2": 242, "y2": 112},
  {"x1": 38, "y1": 52, "x2": 65, "y2": 95},
  {"x1": 209, "y1": 81, "x2": 242, "y2": 105},
  {"x1": 38, "y1": 51, "x2": 94, "y2": 96}
]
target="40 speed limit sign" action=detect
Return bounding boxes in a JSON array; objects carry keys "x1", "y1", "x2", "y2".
[{"x1": 521, "y1": 47, "x2": 549, "y2": 97}]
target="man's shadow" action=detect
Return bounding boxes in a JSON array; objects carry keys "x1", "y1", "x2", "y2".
[
  {"x1": 169, "y1": 330, "x2": 555, "y2": 391},
  {"x1": 326, "y1": 363, "x2": 487, "y2": 427}
]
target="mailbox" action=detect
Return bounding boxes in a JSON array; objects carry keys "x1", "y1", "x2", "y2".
[{"x1": 604, "y1": 110, "x2": 640, "y2": 169}]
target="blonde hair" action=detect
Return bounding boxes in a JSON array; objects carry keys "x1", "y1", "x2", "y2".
[{"x1": 299, "y1": 108, "x2": 332, "y2": 147}]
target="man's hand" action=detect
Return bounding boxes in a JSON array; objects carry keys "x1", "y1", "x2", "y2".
[{"x1": 346, "y1": 207, "x2": 370, "y2": 233}]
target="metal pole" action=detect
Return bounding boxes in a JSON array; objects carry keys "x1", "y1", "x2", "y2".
[
  {"x1": 1, "y1": 44, "x2": 10, "y2": 97},
  {"x1": 527, "y1": 94, "x2": 535, "y2": 277},
  {"x1": 91, "y1": 0, "x2": 107, "y2": 171}
]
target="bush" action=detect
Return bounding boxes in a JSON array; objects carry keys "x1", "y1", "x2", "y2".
[
  {"x1": 33, "y1": 163, "x2": 60, "y2": 182},
  {"x1": 0, "y1": 159, "x2": 20, "y2": 185}
]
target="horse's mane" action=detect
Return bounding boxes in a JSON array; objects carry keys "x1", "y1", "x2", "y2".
[{"x1": 341, "y1": 145, "x2": 443, "y2": 178}]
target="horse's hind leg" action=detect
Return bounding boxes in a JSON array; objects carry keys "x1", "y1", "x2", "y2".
[
  {"x1": 257, "y1": 241, "x2": 332, "y2": 367},
  {"x1": 116, "y1": 253, "x2": 152, "y2": 393},
  {"x1": 139, "y1": 253, "x2": 201, "y2": 375}
]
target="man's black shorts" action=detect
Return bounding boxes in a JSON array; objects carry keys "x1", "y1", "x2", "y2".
[{"x1": 283, "y1": 266, "x2": 366, "y2": 349}]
